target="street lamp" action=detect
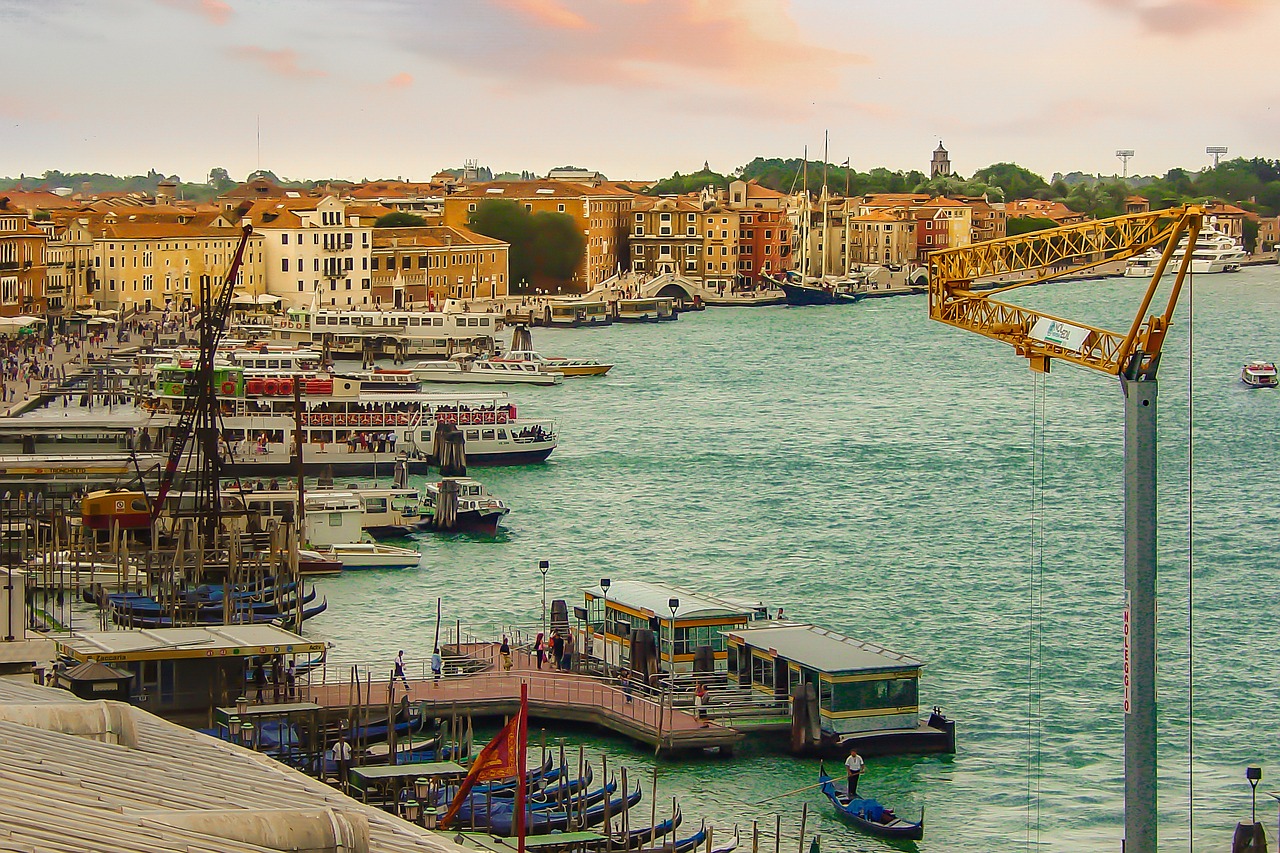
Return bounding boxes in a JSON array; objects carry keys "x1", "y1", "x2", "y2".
[
  {"x1": 1248, "y1": 765, "x2": 1262, "y2": 823},
  {"x1": 599, "y1": 578, "x2": 611, "y2": 670},
  {"x1": 667, "y1": 597, "x2": 680, "y2": 735},
  {"x1": 539, "y1": 560, "x2": 550, "y2": 635}
]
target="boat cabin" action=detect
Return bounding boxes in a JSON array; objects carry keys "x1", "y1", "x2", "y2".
[
  {"x1": 582, "y1": 580, "x2": 757, "y2": 675},
  {"x1": 724, "y1": 623, "x2": 922, "y2": 735},
  {"x1": 241, "y1": 490, "x2": 365, "y2": 546},
  {"x1": 54, "y1": 624, "x2": 326, "y2": 718},
  {"x1": 545, "y1": 299, "x2": 611, "y2": 328}
]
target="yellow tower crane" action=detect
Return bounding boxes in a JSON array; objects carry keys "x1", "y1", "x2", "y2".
[{"x1": 928, "y1": 205, "x2": 1204, "y2": 853}]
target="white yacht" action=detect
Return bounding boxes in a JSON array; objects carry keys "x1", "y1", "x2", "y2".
[
  {"x1": 1124, "y1": 226, "x2": 1246, "y2": 277},
  {"x1": 399, "y1": 357, "x2": 563, "y2": 386}
]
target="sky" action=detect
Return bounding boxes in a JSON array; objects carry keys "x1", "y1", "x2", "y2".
[{"x1": 0, "y1": 0, "x2": 1276, "y2": 185}]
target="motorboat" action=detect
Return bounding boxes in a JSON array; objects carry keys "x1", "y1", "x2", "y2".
[
  {"x1": 1241, "y1": 361, "x2": 1278, "y2": 388},
  {"x1": 398, "y1": 357, "x2": 563, "y2": 386},
  {"x1": 1124, "y1": 226, "x2": 1246, "y2": 277},
  {"x1": 423, "y1": 477, "x2": 510, "y2": 535},
  {"x1": 493, "y1": 350, "x2": 612, "y2": 377},
  {"x1": 310, "y1": 540, "x2": 422, "y2": 569}
]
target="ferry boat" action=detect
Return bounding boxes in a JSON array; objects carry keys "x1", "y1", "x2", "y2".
[
  {"x1": 1241, "y1": 361, "x2": 1278, "y2": 388},
  {"x1": 493, "y1": 350, "x2": 612, "y2": 377},
  {"x1": 1124, "y1": 227, "x2": 1246, "y2": 277},
  {"x1": 397, "y1": 358, "x2": 563, "y2": 386},
  {"x1": 616, "y1": 297, "x2": 677, "y2": 323},
  {"x1": 422, "y1": 477, "x2": 510, "y2": 535},
  {"x1": 270, "y1": 302, "x2": 504, "y2": 360},
  {"x1": 541, "y1": 297, "x2": 612, "y2": 328},
  {"x1": 145, "y1": 362, "x2": 557, "y2": 475}
]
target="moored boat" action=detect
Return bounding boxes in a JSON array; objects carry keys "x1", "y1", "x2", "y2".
[
  {"x1": 423, "y1": 476, "x2": 510, "y2": 534},
  {"x1": 817, "y1": 769, "x2": 923, "y2": 841},
  {"x1": 774, "y1": 272, "x2": 867, "y2": 306},
  {"x1": 1241, "y1": 361, "x2": 1278, "y2": 388},
  {"x1": 399, "y1": 357, "x2": 564, "y2": 386},
  {"x1": 1124, "y1": 226, "x2": 1246, "y2": 277},
  {"x1": 493, "y1": 350, "x2": 612, "y2": 376},
  {"x1": 310, "y1": 540, "x2": 421, "y2": 569}
]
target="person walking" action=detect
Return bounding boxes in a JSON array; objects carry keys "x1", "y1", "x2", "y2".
[
  {"x1": 334, "y1": 734, "x2": 353, "y2": 788},
  {"x1": 500, "y1": 635, "x2": 513, "y2": 671},
  {"x1": 431, "y1": 648, "x2": 443, "y2": 686},
  {"x1": 534, "y1": 632, "x2": 546, "y2": 669},
  {"x1": 620, "y1": 669, "x2": 633, "y2": 703},
  {"x1": 844, "y1": 746, "x2": 865, "y2": 799},
  {"x1": 392, "y1": 650, "x2": 410, "y2": 691}
]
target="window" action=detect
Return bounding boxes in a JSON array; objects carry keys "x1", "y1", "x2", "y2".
[
  {"x1": 282, "y1": 234, "x2": 289, "y2": 245},
  {"x1": 558, "y1": 204, "x2": 565, "y2": 213},
  {"x1": 281, "y1": 259, "x2": 289, "y2": 272}
]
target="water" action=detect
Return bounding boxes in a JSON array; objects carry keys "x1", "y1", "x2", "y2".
[{"x1": 308, "y1": 265, "x2": 1280, "y2": 850}]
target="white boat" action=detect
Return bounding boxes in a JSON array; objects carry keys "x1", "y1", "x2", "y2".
[
  {"x1": 310, "y1": 540, "x2": 422, "y2": 569},
  {"x1": 422, "y1": 477, "x2": 510, "y2": 535},
  {"x1": 1124, "y1": 227, "x2": 1246, "y2": 277},
  {"x1": 399, "y1": 357, "x2": 563, "y2": 386},
  {"x1": 270, "y1": 300, "x2": 505, "y2": 360},
  {"x1": 1241, "y1": 361, "x2": 1278, "y2": 388},
  {"x1": 144, "y1": 363, "x2": 558, "y2": 474},
  {"x1": 492, "y1": 350, "x2": 612, "y2": 377}
]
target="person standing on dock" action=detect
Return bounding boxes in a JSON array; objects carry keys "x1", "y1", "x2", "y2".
[
  {"x1": 500, "y1": 635, "x2": 513, "y2": 671},
  {"x1": 844, "y1": 746, "x2": 865, "y2": 799},
  {"x1": 251, "y1": 659, "x2": 266, "y2": 702},
  {"x1": 694, "y1": 682, "x2": 709, "y2": 727},
  {"x1": 552, "y1": 632, "x2": 565, "y2": 670},
  {"x1": 393, "y1": 650, "x2": 410, "y2": 692},
  {"x1": 285, "y1": 659, "x2": 297, "y2": 701},
  {"x1": 431, "y1": 648, "x2": 443, "y2": 685},
  {"x1": 561, "y1": 631, "x2": 574, "y2": 672},
  {"x1": 535, "y1": 632, "x2": 546, "y2": 669}
]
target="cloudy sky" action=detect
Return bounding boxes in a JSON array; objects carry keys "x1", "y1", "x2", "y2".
[{"x1": 0, "y1": 0, "x2": 1275, "y2": 183}]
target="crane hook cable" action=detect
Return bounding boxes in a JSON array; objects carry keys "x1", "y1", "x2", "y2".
[
  {"x1": 1186, "y1": 270, "x2": 1196, "y2": 849},
  {"x1": 1026, "y1": 369, "x2": 1046, "y2": 850}
]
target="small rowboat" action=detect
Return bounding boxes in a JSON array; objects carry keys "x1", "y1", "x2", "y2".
[{"x1": 817, "y1": 770, "x2": 923, "y2": 841}]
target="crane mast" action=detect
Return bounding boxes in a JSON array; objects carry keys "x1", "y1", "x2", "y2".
[
  {"x1": 929, "y1": 206, "x2": 1203, "y2": 853},
  {"x1": 151, "y1": 223, "x2": 254, "y2": 546}
]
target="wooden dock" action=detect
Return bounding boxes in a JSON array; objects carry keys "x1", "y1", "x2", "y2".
[{"x1": 308, "y1": 643, "x2": 743, "y2": 756}]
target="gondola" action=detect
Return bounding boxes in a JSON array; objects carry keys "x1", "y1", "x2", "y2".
[
  {"x1": 449, "y1": 777, "x2": 617, "y2": 824},
  {"x1": 600, "y1": 804, "x2": 681, "y2": 850},
  {"x1": 110, "y1": 598, "x2": 327, "y2": 628},
  {"x1": 487, "y1": 784, "x2": 643, "y2": 836},
  {"x1": 817, "y1": 769, "x2": 923, "y2": 841}
]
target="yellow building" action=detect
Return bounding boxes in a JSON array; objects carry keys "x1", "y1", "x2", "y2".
[
  {"x1": 370, "y1": 225, "x2": 509, "y2": 307},
  {"x1": 90, "y1": 220, "x2": 264, "y2": 312},
  {"x1": 442, "y1": 180, "x2": 633, "y2": 291},
  {"x1": 848, "y1": 210, "x2": 916, "y2": 266}
]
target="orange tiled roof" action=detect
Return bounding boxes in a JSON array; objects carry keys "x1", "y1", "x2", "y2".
[
  {"x1": 371, "y1": 225, "x2": 507, "y2": 250},
  {"x1": 450, "y1": 180, "x2": 632, "y2": 200}
]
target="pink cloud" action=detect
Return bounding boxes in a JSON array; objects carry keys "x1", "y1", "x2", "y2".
[
  {"x1": 156, "y1": 0, "x2": 233, "y2": 26},
  {"x1": 229, "y1": 46, "x2": 326, "y2": 79},
  {"x1": 421, "y1": 0, "x2": 866, "y2": 101},
  {"x1": 498, "y1": 0, "x2": 589, "y2": 30},
  {"x1": 1083, "y1": 0, "x2": 1264, "y2": 35},
  {"x1": 385, "y1": 72, "x2": 414, "y2": 90}
]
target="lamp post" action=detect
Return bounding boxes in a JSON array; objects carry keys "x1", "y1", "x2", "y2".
[
  {"x1": 667, "y1": 597, "x2": 679, "y2": 738},
  {"x1": 228, "y1": 714, "x2": 242, "y2": 741},
  {"x1": 1248, "y1": 765, "x2": 1262, "y2": 823},
  {"x1": 539, "y1": 560, "x2": 549, "y2": 635},
  {"x1": 600, "y1": 577, "x2": 611, "y2": 671}
]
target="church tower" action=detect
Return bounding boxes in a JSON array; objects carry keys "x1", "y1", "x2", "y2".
[{"x1": 930, "y1": 141, "x2": 951, "y2": 178}]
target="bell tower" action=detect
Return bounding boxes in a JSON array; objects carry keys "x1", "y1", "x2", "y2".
[{"x1": 930, "y1": 141, "x2": 951, "y2": 178}]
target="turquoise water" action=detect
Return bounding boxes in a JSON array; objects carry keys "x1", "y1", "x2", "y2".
[{"x1": 308, "y1": 264, "x2": 1280, "y2": 850}]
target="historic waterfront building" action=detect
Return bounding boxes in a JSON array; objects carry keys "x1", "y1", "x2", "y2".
[
  {"x1": 442, "y1": 180, "x2": 634, "y2": 292},
  {"x1": 930, "y1": 141, "x2": 952, "y2": 178},
  {"x1": 369, "y1": 225, "x2": 509, "y2": 307},
  {"x1": 0, "y1": 210, "x2": 48, "y2": 317}
]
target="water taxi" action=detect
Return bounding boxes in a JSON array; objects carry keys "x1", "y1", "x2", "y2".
[
  {"x1": 398, "y1": 357, "x2": 563, "y2": 386},
  {"x1": 1241, "y1": 361, "x2": 1278, "y2": 388},
  {"x1": 541, "y1": 297, "x2": 612, "y2": 328},
  {"x1": 493, "y1": 350, "x2": 612, "y2": 377},
  {"x1": 422, "y1": 476, "x2": 510, "y2": 534}
]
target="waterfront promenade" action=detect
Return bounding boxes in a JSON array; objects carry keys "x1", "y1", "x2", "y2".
[{"x1": 307, "y1": 642, "x2": 742, "y2": 755}]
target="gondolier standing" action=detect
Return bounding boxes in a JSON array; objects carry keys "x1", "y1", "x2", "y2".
[{"x1": 845, "y1": 746, "x2": 865, "y2": 798}]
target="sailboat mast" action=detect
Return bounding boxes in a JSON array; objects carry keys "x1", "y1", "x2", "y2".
[
  {"x1": 821, "y1": 131, "x2": 830, "y2": 277},
  {"x1": 801, "y1": 146, "x2": 809, "y2": 279}
]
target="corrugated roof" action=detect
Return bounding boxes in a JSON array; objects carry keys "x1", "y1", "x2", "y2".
[
  {"x1": 583, "y1": 580, "x2": 752, "y2": 621},
  {"x1": 723, "y1": 623, "x2": 922, "y2": 674},
  {"x1": 0, "y1": 679, "x2": 468, "y2": 852},
  {"x1": 58, "y1": 624, "x2": 326, "y2": 662}
]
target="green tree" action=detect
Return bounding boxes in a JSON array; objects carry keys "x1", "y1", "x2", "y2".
[
  {"x1": 374, "y1": 211, "x2": 427, "y2": 228},
  {"x1": 467, "y1": 200, "x2": 584, "y2": 289},
  {"x1": 972, "y1": 163, "x2": 1049, "y2": 202},
  {"x1": 529, "y1": 211, "x2": 586, "y2": 280}
]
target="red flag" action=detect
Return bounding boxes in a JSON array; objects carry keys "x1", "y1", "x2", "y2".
[{"x1": 440, "y1": 685, "x2": 528, "y2": 830}]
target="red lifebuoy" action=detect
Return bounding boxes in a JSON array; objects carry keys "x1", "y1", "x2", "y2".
[
  {"x1": 262, "y1": 379, "x2": 279, "y2": 395},
  {"x1": 279, "y1": 378, "x2": 294, "y2": 396},
  {"x1": 246, "y1": 379, "x2": 263, "y2": 395},
  {"x1": 220, "y1": 380, "x2": 237, "y2": 396},
  {"x1": 322, "y1": 413, "x2": 333, "y2": 426},
  {"x1": 497, "y1": 412, "x2": 508, "y2": 424},
  {"x1": 399, "y1": 414, "x2": 410, "y2": 426},
  {"x1": 484, "y1": 411, "x2": 496, "y2": 424},
  {"x1": 373, "y1": 414, "x2": 384, "y2": 426}
]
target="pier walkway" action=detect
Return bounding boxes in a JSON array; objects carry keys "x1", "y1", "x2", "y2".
[{"x1": 307, "y1": 642, "x2": 743, "y2": 755}]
